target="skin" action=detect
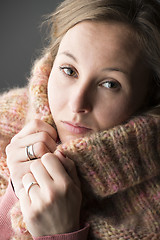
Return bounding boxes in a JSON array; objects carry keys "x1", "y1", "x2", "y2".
[
  {"x1": 6, "y1": 120, "x2": 81, "y2": 236},
  {"x1": 6, "y1": 21, "x2": 151, "y2": 237},
  {"x1": 48, "y1": 21, "x2": 150, "y2": 143}
]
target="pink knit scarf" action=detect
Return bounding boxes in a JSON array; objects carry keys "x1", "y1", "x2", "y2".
[{"x1": 6, "y1": 54, "x2": 160, "y2": 239}]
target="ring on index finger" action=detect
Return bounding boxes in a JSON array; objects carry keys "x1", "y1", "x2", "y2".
[{"x1": 25, "y1": 145, "x2": 37, "y2": 160}]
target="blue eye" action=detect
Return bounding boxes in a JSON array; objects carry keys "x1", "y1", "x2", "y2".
[
  {"x1": 60, "y1": 66, "x2": 77, "y2": 77},
  {"x1": 102, "y1": 81, "x2": 120, "y2": 89}
]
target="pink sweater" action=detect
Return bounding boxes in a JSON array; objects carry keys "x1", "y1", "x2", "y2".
[{"x1": 0, "y1": 181, "x2": 89, "y2": 240}]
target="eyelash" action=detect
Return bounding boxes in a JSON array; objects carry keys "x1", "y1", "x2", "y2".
[
  {"x1": 100, "y1": 80, "x2": 121, "y2": 90},
  {"x1": 59, "y1": 66, "x2": 78, "y2": 78},
  {"x1": 59, "y1": 66, "x2": 121, "y2": 90}
]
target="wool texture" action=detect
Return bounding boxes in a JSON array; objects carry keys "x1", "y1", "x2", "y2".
[{"x1": 0, "y1": 54, "x2": 160, "y2": 239}]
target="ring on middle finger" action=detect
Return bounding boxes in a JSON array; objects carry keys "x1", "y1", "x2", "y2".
[{"x1": 25, "y1": 145, "x2": 37, "y2": 160}]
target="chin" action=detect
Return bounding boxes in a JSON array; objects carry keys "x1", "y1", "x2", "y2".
[{"x1": 60, "y1": 131, "x2": 95, "y2": 144}]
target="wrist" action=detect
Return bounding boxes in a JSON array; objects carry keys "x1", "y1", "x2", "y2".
[{"x1": 60, "y1": 222, "x2": 80, "y2": 235}]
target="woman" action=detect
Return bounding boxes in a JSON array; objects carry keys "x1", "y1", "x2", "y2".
[{"x1": 1, "y1": 0, "x2": 160, "y2": 239}]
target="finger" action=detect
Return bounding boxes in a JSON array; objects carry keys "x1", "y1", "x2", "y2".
[
  {"x1": 54, "y1": 150, "x2": 81, "y2": 188},
  {"x1": 19, "y1": 187, "x2": 32, "y2": 218},
  {"x1": 6, "y1": 143, "x2": 51, "y2": 164},
  {"x1": 24, "y1": 142, "x2": 52, "y2": 162},
  {"x1": 41, "y1": 153, "x2": 71, "y2": 186},
  {"x1": 6, "y1": 145, "x2": 29, "y2": 162},
  {"x1": 30, "y1": 142, "x2": 50, "y2": 159},
  {"x1": 30, "y1": 159, "x2": 53, "y2": 189},
  {"x1": 10, "y1": 161, "x2": 32, "y2": 198},
  {"x1": 12, "y1": 131, "x2": 56, "y2": 153},
  {"x1": 22, "y1": 172, "x2": 40, "y2": 204},
  {"x1": 7, "y1": 132, "x2": 56, "y2": 164},
  {"x1": 11, "y1": 119, "x2": 57, "y2": 142}
]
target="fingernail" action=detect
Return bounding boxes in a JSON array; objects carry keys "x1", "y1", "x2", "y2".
[
  {"x1": 55, "y1": 149, "x2": 66, "y2": 158},
  {"x1": 60, "y1": 151, "x2": 66, "y2": 158}
]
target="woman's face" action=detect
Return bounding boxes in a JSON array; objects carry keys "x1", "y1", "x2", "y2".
[{"x1": 48, "y1": 21, "x2": 150, "y2": 143}]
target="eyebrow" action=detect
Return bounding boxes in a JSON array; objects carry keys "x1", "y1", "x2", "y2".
[
  {"x1": 60, "y1": 51, "x2": 128, "y2": 75},
  {"x1": 60, "y1": 51, "x2": 78, "y2": 63},
  {"x1": 102, "y1": 67, "x2": 129, "y2": 75}
]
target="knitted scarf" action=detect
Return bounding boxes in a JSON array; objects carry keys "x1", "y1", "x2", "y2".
[{"x1": 0, "y1": 54, "x2": 160, "y2": 239}]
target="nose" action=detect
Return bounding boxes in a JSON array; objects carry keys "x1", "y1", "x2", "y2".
[{"x1": 69, "y1": 84, "x2": 93, "y2": 114}]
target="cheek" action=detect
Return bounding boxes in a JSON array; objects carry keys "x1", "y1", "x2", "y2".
[
  {"x1": 48, "y1": 79, "x2": 58, "y2": 117},
  {"x1": 48, "y1": 78, "x2": 67, "y2": 120},
  {"x1": 95, "y1": 97, "x2": 133, "y2": 130}
]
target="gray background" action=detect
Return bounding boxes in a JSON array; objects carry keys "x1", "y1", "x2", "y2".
[{"x1": 0, "y1": 1, "x2": 62, "y2": 92}]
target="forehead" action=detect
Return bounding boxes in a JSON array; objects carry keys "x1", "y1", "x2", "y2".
[
  {"x1": 57, "y1": 21, "x2": 142, "y2": 70},
  {"x1": 62, "y1": 21, "x2": 136, "y2": 46}
]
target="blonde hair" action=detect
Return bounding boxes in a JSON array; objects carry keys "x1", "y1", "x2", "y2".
[{"x1": 38, "y1": 0, "x2": 160, "y2": 114}]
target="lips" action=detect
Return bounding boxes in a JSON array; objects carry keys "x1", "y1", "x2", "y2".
[{"x1": 61, "y1": 121, "x2": 92, "y2": 134}]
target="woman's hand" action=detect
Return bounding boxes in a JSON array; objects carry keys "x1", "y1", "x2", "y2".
[
  {"x1": 19, "y1": 151, "x2": 82, "y2": 237},
  {"x1": 6, "y1": 119, "x2": 57, "y2": 197}
]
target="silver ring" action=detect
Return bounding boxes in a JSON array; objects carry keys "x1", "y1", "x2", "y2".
[
  {"x1": 25, "y1": 182, "x2": 38, "y2": 195},
  {"x1": 25, "y1": 145, "x2": 36, "y2": 160}
]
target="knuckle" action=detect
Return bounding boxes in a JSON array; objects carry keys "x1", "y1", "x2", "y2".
[
  {"x1": 35, "y1": 142, "x2": 48, "y2": 157},
  {"x1": 30, "y1": 160, "x2": 40, "y2": 172},
  {"x1": 22, "y1": 173, "x2": 29, "y2": 183},
  {"x1": 5, "y1": 142, "x2": 16, "y2": 155},
  {"x1": 45, "y1": 188, "x2": 55, "y2": 204},
  {"x1": 22, "y1": 172, "x2": 34, "y2": 185},
  {"x1": 40, "y1": 132, "x2": 49, "y2": 142},
  {"x1": 41, "y1": 152, "x2": 53, "y2": 164},
  {"x1": 32, "y1": 119, "x2": 42, "y2": 130},
  {"x1": 60, "y1": 178, "x2": 72, "y2": 194},
  {"x1": 25, "y1": 208, "x2": 40, "y2": 224},
  {"x1": 32, "y1": 201, "x2": 44, "y2": 215},
  {"x1": 10, "y1": 134, "x2": 18, "y2": 143},
  {"x1": 6, "y1": 153, "x2": 14, "y2": 167}
]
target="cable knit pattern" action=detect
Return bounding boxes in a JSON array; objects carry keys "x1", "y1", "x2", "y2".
[{"x1": 0, "y1": 54, "x2": 160, "y2": 239}]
